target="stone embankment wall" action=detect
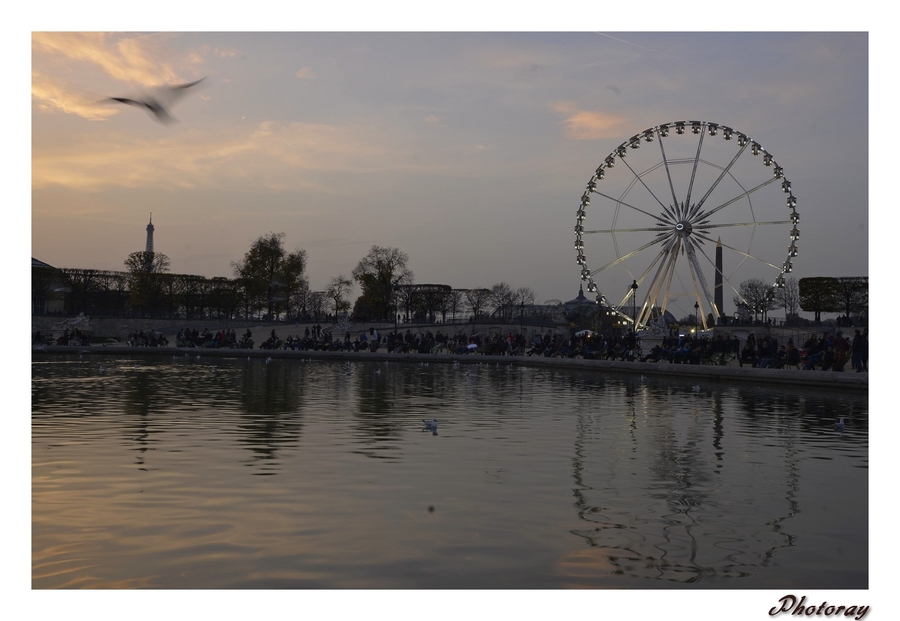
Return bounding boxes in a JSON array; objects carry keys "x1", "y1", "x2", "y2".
[
  {"x1": 33, "y1": 344, "x2": 868, "y2": 392},
  {"x1": 31, "y1": 316, "x2": 265, "y2": 340}
]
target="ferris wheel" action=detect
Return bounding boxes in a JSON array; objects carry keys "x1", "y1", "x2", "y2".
[{"x1": 575, "y1": 120, "x2": 799, "y2": 330}]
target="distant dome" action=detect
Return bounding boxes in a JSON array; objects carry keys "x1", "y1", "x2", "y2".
[{"x1": 564, "y1": 285, "x2": 597, "y2": 324}]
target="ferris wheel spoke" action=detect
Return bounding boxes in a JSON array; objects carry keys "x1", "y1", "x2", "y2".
[
  {"x1": 692, "y1": 176, "x2": 780, "y2": 222},
  {"x1": 638, "y1": 239, "x2": 680, "y2": 326},
  {"x1": 685, "y1": 242, "x2": 715, "y2": 330},
  {"x1": 592, "y1": 190, "x2": 670, "y2": 224},
  {"x1": 692, "y1": 230, "x2": 782, "y2": 270},
  {"x1": 589, "y1": 233, "x2": 672, "y2": 277},
  {"x1": 657, "y1": 132, "x2": 680, "y2": 209},
  {"x1": 684, "y1": 130, "x2": 706, "y2": 212},
  {"x1": 619, "y1": 153, "x2": 671, "y2": 214},
  {"x1": 693, "y1": 239, "x2": 756, "y2": 312},
  {"x1": 688, "y1": 143, "x2": 750, "y2": 220},
  {"x1": 658, "y1": 248, "x2": 681, "y2": 319},
  {"x1": 614, "y1": 241, "x2": 672, "y2": 310},
  {"x1": 584, "y1": 226, "x2": 672, "y2": 234},
  {"x1": 696, "y1": 220, "x2": 791, "y2": 230}
]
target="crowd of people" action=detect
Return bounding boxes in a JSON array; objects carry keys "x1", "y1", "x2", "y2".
[
  {"x1": 175, "y1": 327, "x2": 252, "y2": 348},
  {"x1": 32, "y1": 328, "x2": 91, "y2": 346},
  {"x1": 35, "y1": 320, "x2": 870, "y2": 373},
  {"x1": 732, "y1": 329, "x2": 868, "y2": 371},
  {"x1": 127, "y1": 329, "x2": 169, "y2": 347}
]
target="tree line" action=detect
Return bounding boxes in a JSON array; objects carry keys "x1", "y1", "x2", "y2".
[
  {"x1": 727, "y1": 276, "x2": 868, "y2": 325},
  {"x1": 32, "y1": 232, "x2": 550, "y2": 325}
]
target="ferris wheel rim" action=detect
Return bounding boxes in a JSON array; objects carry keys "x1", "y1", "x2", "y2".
[{"x1": 574, "y1": 120, "x2": 799, "y2": 330}]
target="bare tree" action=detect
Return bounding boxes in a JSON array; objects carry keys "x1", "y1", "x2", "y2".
[
  {"x1": 307, "y1": 291, "x2": 328, "y2": 322},
  {"x1": 834, "y1": 277, "x2": 868, "y2": 319},
  {"x1": 463, "y1": 288, "x2": 492, "y2": 331},
  {"x1": 777, "y1": 277, "x2": 801, "y2": 325},
  {"x1": 733, "y1": 278, "x2": 779, "y2": 322},
  {"x1": 489, "y1": 282, "x2": 515, "y2": 321},
  {"x1": 513, "y1": 286, "x2": 536, "y2": 307},
  {"x1": 325, "y1": 274, "x2": 353, "y2": 317},
  {"x1": 447, "y1": 289, "x2": 464, "y2": 324}
]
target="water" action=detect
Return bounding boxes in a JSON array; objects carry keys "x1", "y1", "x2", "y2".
[{"x1": 32, "y1": 354, "x2": 868, "y2": 589}]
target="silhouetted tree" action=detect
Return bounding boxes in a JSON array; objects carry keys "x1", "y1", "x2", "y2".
[
  {"x1": 351, "y1": 246, "x2": 413, "y2": 320},
  {"x1": 777, "y1": 276, "x2": 801, "y2": 324},
  {"x1": 325, "y1": 274, "x2": 353, "y2": 316},
  {"x1": 232, "y1": 232, "x2": 308, "y2": 320},
  {"x1": 799, "y1": 277, "x2": 840, "y2": 322},
  {"x1": 734, "y1": 278, "x2": 778, "y2": 322},
  {"x1": 489, "y1": 282, "x2": 515, "y2": 321},
  {"x1": 463, "y1": 288, "x2": 491, "y2": 329},
  {"x1": 124, "y1": 251, "x2": 171, "y2": 316},
  {"x1": 834, "y1": 276, "x2": 868, "y2": 318}
]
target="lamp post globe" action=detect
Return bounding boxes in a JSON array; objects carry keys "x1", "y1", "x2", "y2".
[{"x1": 630, "y1": 280, "x2": 639, "y2": 334}]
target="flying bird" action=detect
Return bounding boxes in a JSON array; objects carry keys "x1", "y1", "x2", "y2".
[{"x1": 103, "y1": 77, "x2": 206, "y2": 123}]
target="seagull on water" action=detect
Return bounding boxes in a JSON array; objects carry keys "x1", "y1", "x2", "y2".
[
  {"x1": 102, "y1": 77, "x2": 206, "y2": 123},
  {"x1": 423, "y1": 419, "x2": 438, "y2": 434},
  {"x1": 692, "y1": 385, "x2": 701, "y2": 392},
  {"x1": 835, "y1": 418, "x2": 845, "y2": 432}
]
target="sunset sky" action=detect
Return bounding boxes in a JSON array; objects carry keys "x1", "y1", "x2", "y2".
[{"x1": 29, "y1": 29, "x2": 870, "y2": 311}]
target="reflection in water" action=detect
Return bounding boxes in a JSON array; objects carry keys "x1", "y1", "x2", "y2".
[
  {"x1": 32, "y1": 354, "x2": 867, "y2": 589},
  {"x1": 236, "y1": 362, "x2": 305, "y2": 473},
  {"x1": 568, "y1": 385, "x2": 845, "y2": 586}
]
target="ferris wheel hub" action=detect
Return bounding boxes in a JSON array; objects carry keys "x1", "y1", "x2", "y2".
[{"x1": 675, "y1": 220, "x2": 693, "y2": 234}]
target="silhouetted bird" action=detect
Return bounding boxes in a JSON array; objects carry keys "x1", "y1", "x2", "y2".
[{"x1": 103, "y1": 77, "x2": 205, "y2": 123}]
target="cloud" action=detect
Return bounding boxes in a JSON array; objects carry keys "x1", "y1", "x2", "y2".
[
  {"x1": 31, "y1": 71, "x2": 117, "y2": 121},
  {"x1": 551, "y1": 101, "x2": 629, "y2": 140},
  {"x1": 32, "y1": 121, "x2": 394, "y2": 193},
  {"x1": 32, "y1": 33, "x2": 206, "y2": 121},
  {"x1": 32, "y1": 32, "x2": 180, "y2": 87}
]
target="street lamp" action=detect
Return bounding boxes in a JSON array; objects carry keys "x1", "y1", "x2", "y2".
[
  {"x1": 393, "y1": 284, "x2": 400, "y2": 345},
  {"x1": 694, "y1": 301, "x2": 700, "y2": 332},
  {"x1": 630, "y1": 280, "x2": 639, "y2": 333}
]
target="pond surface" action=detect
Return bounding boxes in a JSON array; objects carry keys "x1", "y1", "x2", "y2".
[{"x1": 32, "y1": 354, "x2": 868, "y2": 589}]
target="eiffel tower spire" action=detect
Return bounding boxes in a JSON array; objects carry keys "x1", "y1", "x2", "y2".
[{"x1": 145, "y1": 214, "x2": 155, "y2": 254}]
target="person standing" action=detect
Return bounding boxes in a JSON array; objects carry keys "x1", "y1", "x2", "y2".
[{"x1": 851, "y1": 329, "x2": 865, "y2": 372}]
